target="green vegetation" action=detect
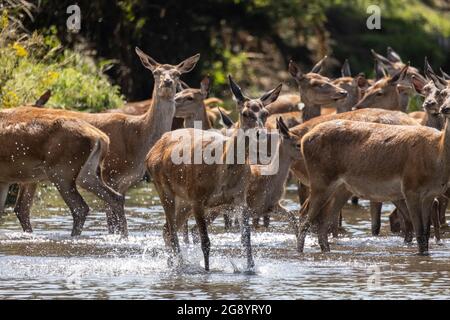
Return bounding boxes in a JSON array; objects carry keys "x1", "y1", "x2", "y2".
[{"x1": 0, "y1": 8, "x2": 124, "y2": 111}]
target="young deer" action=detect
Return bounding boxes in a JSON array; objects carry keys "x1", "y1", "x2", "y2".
[
  {"x1": 354, "y1": 64, "x2": 415, "y2": 112},
  {"x1": 146, "y1": 76, "x2": 281, "y2": 271},
  {"x1": 12, "y1": 48, "x2": 200, "y2": 236},
  {"x1": 289, "y1": 58, "x2": 348, "y2": 122},
  {"x1": 371, "y1": 49, "x2": 427, "y2": 93},
  {"x1": 289, "y1": 108, "x2": 421, "y2": 237},
  {"x1": 174, "y1": 77, "x2": 212, "y2": 129},
  {"x1": 298, "y1": 85, "x2": 450, "y2": 255},
  {"x1": 0, "y1": 107, "x2": 124, "y2": 235}
]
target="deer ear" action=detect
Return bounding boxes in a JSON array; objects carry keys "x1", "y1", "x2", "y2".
[
  {"x1": 411, "y1": 75, "x2": 425, "y2": 95},
  {"x1": 218, "y1": 107, "x2": 234, "y2": 128},
  {"x1": 374, "y1": 59, "x2": 387, "y2": 81},
  {"x1": 440, "y1": 68, "x2": 450, "y2": 81},
  {"x1": 387, "y1": 47, "x2": 402, "y2": 63},
  {"x1": 425, "y1": 58, "x2": 447, "y2": 90},
  {"x1": 311, "y1": 56, "x2": 327, "y2": 74},
  {"x1": 341, "y1": 59, "x2": 352, "y2": 77},
  {"x1": 289, "y1": 60, "x2": 303, "y2": 81},
  {"x1": 200, "y1": 76, "x2": 211, "y2": 98},
  {"x1": 34, "y1": 90, "x2": 51, "y2": 107},
  {"x1": 389, "y1": 64, "x2": 409, "y2": 84},
  {"x1": 355, "y1": 73, "x2": 368, "y2": 88},
  {"x1": 260, "y1": 83, "x2": 282, "y2": 107},
  {"x1": 177, "y1": 53, "x2": 200, "y2": 74},
  {"x1": 228, "y1": 75, "x2": 247, "y2": 106},
  {"x1": 371, "y1": 49, "x2": 394, "y2": 67},
  {"x1": 135, "y1": 47, "x2": 160, "y2": 71},
  {"x1": 176, "y1": 80, "x2": 190, "y2": 93},
  {"x1": 276, "y1": 117, "x2": 291, "y2": 139}
]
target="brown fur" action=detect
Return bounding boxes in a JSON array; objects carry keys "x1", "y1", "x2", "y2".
[
  {"x1": 14, "y1": 48, "x2": 200, "y2": 236},
  {"x1": 0, "y1": 106, "x2": 124, "y2": 235}
]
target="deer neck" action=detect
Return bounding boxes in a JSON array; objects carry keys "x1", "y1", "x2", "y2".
[
  {"x1": 261, "y1": 140, "x2": 292, "y2": 184},
  {"x1": 222, "y1": 124, "x2": 251, "y2": 167},
  {"x1": 424, "y1": 112, "x2": 445, "y2": 131},
  {"x1": 300, "y1": 95, "x2": 321, "y2": 122},
  {"x1": 184, "y1": 103, "x2": 211, "y2": 129},
  {"x1": 140, "y1": 88, "x2": 176, "y2": 155},
  {"x1": 439, "y1": 118, "x2": 450, "y2": 174}
]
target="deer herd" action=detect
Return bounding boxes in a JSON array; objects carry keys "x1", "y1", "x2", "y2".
[{"x1": 2, "y1": 46, "x2": 450, "y2": 272}]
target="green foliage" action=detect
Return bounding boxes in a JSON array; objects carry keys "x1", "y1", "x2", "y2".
[{"x1": 0, "y1": 12, "x2": 124, "y2": 111}]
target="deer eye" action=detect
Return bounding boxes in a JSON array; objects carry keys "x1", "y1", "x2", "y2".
[
  {"x1": 376, "y1": 91, "x2": 384, "y2": 96},
  {"x1": 187, "y1": 97, "x2": 194, "y2": 101}
]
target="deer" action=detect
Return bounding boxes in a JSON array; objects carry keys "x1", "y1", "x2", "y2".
[
  {"x1": 371, "y1": 48, "x2": 427, "y2": 94},
  {"x1": 0, "y1": 90, "x2": 53, "y2": 215},
  {"x1": 209, "y1": 113, "x2": 301, "y2": 231},
  {"x1": 146, "y1": 75, "x2": 281, "y2": 271},
  {"x1": 320, "y1": 60, "x2": 370, "y2": 114},
  {"x1": 390, "y1": 60, "x2": 450, "y2": 236},
  {"x1": 354, "y1": 64, "x2": 417, "y2": 112},
  {"x1": 297, "y1": 82, "x2": 450, "y2": 255},
  {"x1": 0, "y1": 106, "x2": 124, "y2": 236},
  {"x1": 10, "y1": 48, "x2": 200, "y2": 236},
  {"x1": 289, "y1": 57, "x2": 348, "y2": 122}
]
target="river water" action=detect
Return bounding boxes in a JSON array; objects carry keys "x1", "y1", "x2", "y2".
[{"x1": 1, "y1": 182, "x2": 449, "y2": 299}]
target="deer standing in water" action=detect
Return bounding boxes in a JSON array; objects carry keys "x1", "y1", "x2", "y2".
[
  {"x1": 0, "y1": 107, "x2": 124, "y2": 235},
  {"x1": 147, "y1": 76, "x2": 281, "y2": 271},
  {"x1": 11, "y1": 48, "x2": 200, "y2": 236},
  {"x1": 298, "y1": 83, "x2": 450, "y2": 255}
]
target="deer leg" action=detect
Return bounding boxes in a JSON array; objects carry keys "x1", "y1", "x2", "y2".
[
  {"x1": 324, "y1": 187, "x2": 351, "y2": 242},
  {"x1": 392, "y1": 200, "x2": 414, "y2": 243},
  {"x1": 192, "y1": 203, "x2": 210, "y2": 271},
  {"x1": 405, "y1": 194, "x2": 428, "y2": 255},
  {"x1": 389, "y1": 208, "x2": 403, "y2": 234},
  {"x1": 422, "y1": 196, "x2": 435, "y2": 250},
  {"x1": 370, "y1": 201, "x2": 382, "y2": 236},
  {"x1": 224, "y1": 213, "x2": 232, "y2": 231},
  {"x1": 252, "y1": 216, "x2": 260, "y2": 229},
  {"x1": 161, "y1": 194, "x2": 181, "y2": 260},
  {"x1": 298, "y1": 182, "x2": 309, "y2": 206},
  {"x1": 14, "y1": 183, "x2": 37, "y2": 233},
  {"x1": 263, "y1": 215, "x2": 270, "y2": 229},
  {"x1": 53, "y1": 181, "x2": 90, "y2": 236},
  {"x1": 239, "y1": 207, "x2": 255, "y2": 270},
  {"x1": 431, "y1": 199, "x2": 441, "y2": 243},
  {"x1": 298, "y1": 186, "x2": 335, "y2": 253},
  {"x1": 0, "y1": 183, "x2": 9, "y2": 214},
  {"x1": 77, "y1": 171, "x2": 126, "y2": 237},
  {"x1": 438, "y1": 195, "x2": 448, "y2": 227}
]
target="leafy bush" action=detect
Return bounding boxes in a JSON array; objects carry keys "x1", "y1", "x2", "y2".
[{"x1": 0, "y1": 10, "x2": 124, "y2": 112}]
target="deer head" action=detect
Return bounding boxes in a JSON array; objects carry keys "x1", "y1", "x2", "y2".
[
  {"x1": 174, "y1": 77, "x2": 210, "y2": 118},
  {"x1": 354, "y1": 64, "x2": 412, "y2": 110},
  {"x1": 228, "y1": 75, "x2": 281, "y2": 129},
  {"x1": 371, "y1": 49, "x2": 427, "y2": 92},
  {"x1": 438, "y1": 85, "x2": 450, "y2": 118},
  {"x1": 289, "y1": 60, "x2": 347, "y2": 105},
  {"x1": 135, "y1": 47, "x2": 200, "y2": 99},
  {"x1": 331, "y1": 73, "x2": 369, "y2": 113},
  {"x1": 276, "y1": 117, "x2": 302, "y2": 160}
]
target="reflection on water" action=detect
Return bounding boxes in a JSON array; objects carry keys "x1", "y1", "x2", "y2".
[{"x1": 0, "y1": 182, "x2": 449, "y2": 299}]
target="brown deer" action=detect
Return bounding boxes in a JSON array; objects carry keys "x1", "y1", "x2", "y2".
[
  {"x1": 289, "y1": 58, "x2": 348, "y2": 122},
  {"x1": 298, "y1": 86, "x2": 450, "y2": 255},
  {"x1": 390, "y1": 61, "x2": 450, "y2": 235},
  {"x1": 371, "y1": 49, "x2": 427, "y2": 93},
  {"x1": 354, "y1": 64, "x2": 415, "y2": 112},
  {"x1": 322, "y1": 60, "x2": 370, "y2": 114},
  {"x1": 289, "y1": 108, "x2": 421, "y2": 237},
  {"x1": 0, "y1": 107, "x2": 124, "y2": 235},
  {"x1": 146, "y1": 76, "x2": 281, "y2": 271},
  {"x1": 12, "y1": 48, "x2": 200, "y2": 236}
]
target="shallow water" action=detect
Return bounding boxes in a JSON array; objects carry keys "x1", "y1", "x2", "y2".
[{"x1": 1, "y1": 182, "x2": 450, "y2": 300}]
